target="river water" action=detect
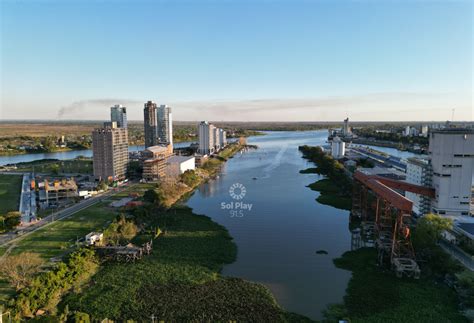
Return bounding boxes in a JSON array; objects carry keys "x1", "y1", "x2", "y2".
[{"x1": 186, "y1": 131, "x2": 352, "y2": 320}]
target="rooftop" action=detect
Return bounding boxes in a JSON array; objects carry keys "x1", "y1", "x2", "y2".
[
  {"x1": 431, "y1": 128, "x2": 474, "y2": 135},
  {"x1": 167, "y1": 155, "x2": 195, "y2": 164}
]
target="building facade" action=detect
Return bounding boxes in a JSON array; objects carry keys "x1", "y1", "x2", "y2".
[
  {"x1": 405, "y1": 157, "x2": 432, "y2": 216},
  {"x1": 110, "y1": 104, "x2": 127, "y2": 128},
  {"x1": 157, "y1": 104, "x2": 173, "y2": 146},
  {"x1": 142, "y1": 145, "x2": 173, "y2": 181},
  {"x1": 331, "y1": 136, "x2": 345, "y2": 159},
  {"x1": 92, "y1": 122, "x2": 129, "y2": 181},
  {"x1": 144, "y1": 101, "x2": 158, "y2": 148},
  {"x1": 429, "y1": 129, "x2": 474, "y2": 217},
  {"x1": 198, "y1": 121, "x2": 214, "y2": 155},
  {"x1": 343, "y1": 118, "x2": 351, "y2": 137},
  {"x1": 165, "y1": 155, "x2": 196, "y2": 178}
]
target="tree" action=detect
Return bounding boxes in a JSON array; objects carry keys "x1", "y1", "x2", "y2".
[
  {"x1": 4, "y1": 211, "x2": 21, "y2": 231},
  {"x1": 413, "y1": 213, "x2": 452, "y2": 250},
  {"x1": 0, "y1": 252, "x2": 43, "y2": 290},
  {"x1": 143, "y1": 188, "x2": 164, "y2": 207},
  {"x1": 96, "y1": 181, "x2": 108, "y2": 191}
]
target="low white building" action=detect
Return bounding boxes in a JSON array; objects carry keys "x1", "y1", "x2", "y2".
[
  {"x1": 85, "y1": 232, "x2": 103, "y2": 246},
  {"x1": 331, "y1": 136, "x2": 345, "y2": 159},
  {"x1": 166, "y1": 156, "x2": 196, "y2": 178}
]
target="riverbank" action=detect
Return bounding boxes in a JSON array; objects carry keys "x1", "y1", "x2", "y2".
[
  {"x1": 4, "y1": 141, "x2": 315, "y2": 321},
  {"x1": 325, "y1": 248, "x2": 466, "y2": 322},
  {"x1": 298, "y1": 145, "x2": 352, "y2": 211},
  {"x1": 62, "y1": 205, "x2": 308, "y2": 322}
]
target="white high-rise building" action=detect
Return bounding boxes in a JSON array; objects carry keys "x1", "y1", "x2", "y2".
[
  {"x1": 331, "y1": 136, "x2": 345, "y2": 159},
  {"x1": 213, "y1": 127, "x2": 220, "y2": 151},
  {"x1": 198, "y1": 121, "x2": 214, "y2": 155},
  {"x1": 157, "y1": 105, "x2": 173, "y2": 146},
  {"x1": 429, "y1": 129, "x2": 474, "y2": 217},
  {"x1": 420, "y1": 125, "x2": 429, "y2": 137},
  {"x1": 110, "y1": 104, "x2": 127, "y2": 128},
  {"x1": 405, "y1": 158, "x2": 432, "y2": 216},
  {"x1": 219, "y1": 129, "x2": 227, "y2": 148}
]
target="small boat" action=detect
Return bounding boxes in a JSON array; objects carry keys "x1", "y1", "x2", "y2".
[{"x1": 252, "y1": 177, "x2": 257, "y2": 180}]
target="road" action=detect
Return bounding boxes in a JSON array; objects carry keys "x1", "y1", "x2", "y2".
[{"x1": 0, "y1": 185, "x2": 129, "y2": 248}]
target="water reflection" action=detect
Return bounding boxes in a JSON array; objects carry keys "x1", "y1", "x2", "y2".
[{"x1": 187, "y1": 131, "x2": 352, "y2": 320}]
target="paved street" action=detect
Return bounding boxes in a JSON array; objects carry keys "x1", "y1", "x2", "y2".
[{"x1": 0, "y1": 186, "x2": 126, "y2": 247}]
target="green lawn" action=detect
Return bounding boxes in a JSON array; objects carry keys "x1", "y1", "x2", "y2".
[
  {"x1": 10, "y1": 202, "x2": 117, "y2": 260},
  {"x1": 0, "y1": 174, "x2": 22, "y2": 214},
  {"x1": 16, "y1": 159, "x2": 92, "y2": 174},
  {"x1": 326, "y1": 248, "x2": 467, "y2": 322}
]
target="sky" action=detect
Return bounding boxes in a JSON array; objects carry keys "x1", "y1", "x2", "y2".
[{"x1": 0, "y1": 0, "x2": 472, "y2": 122}]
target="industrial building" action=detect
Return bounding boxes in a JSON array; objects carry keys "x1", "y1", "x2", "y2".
[
  {"x1": 405, "y1": 157, "x2": 432, "y2": 216},
  {"x1": 165, "y1": 155, "x2": 196, "y2": 178},
  {"x1": 92, "y1": 121, "x2": 129, "y2": 181},
  {"x1": 331, "y1": 136, "x2": 345, "y2": 159},
  {"x1": 429, "y1": 129, "x2": 474, "y2": 217}
]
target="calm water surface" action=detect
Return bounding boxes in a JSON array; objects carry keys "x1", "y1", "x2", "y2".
[{"x1": 187, "y1": 131, "x2": 352, "y2": 320}]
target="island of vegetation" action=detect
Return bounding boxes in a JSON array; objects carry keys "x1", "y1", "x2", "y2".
[{"x1": 298, "y1": 145, "x2": 352, "y2": 210}]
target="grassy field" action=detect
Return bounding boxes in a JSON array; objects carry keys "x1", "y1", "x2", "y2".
[
  {"x1": 307, "y1": 178, "x2": 352, "y2": 211},
  {"x1": 63, "y1": 206, "x2": 307, "y2": 322},
  {"x1": 327, "y1": 248, "x2": 466, "y2": 322},
  {"x1": 0, "y1": 174, "x2": 22, "y2": 214},
  {"x1": 10, "y1": 202, "x2": 117, "y2": 260},
  {"x1": 15, "y1": 159, "x2": 92, "y2": 174}
]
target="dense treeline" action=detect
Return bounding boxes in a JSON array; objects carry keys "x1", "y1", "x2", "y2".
[
  {"x1": 12, "y1": 248, "x2": 99, "y2": 318},
  {"x1": 299, "y1": 145, "x2": 352, "y2": 196},
  {"x1": 353, "y1": 128, "x2": 429, "y2": 146}
]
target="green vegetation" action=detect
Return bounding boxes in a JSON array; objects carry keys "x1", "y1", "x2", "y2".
[
  {"x1": 299, "y1": 145, "x2": 352, "y2": 211},
  {"x1": 299, "y1": 167, "x2": 319, "y2": 174},
  {"x1": 14, "y1": 158, "x2": 92, "y2": 174},
  {"x1": 308, "y1": 179, "x2": 352, "y2": 211},
  {"x1": 62, "y1": 206, "x2": 293, "y2": 322},
  {"x1": 325, "y1": 248, "x2": 466, "y2": 323},
  {"x1": 9, "y1": 202, "x2": 116, "y2": 260},
  {"x1": 0, "y1": 174, "x2": 22, "y2": 214},
  {"x1": 412, "y1": 214, "x2": 461, "y2": 277},
  {"x1": 0, "y1": 211, "x2": 21, "y2": 233},
  {"x1": 13, "y1": 248, "x2": 99, "y2": 318},
  {"x1": 353, "y1": 127, "x2": 429, "y2": 147},
  {"x1": 103, "y1": 215, "x2": 138, "y2": 245},
  {"x1": 179, "y1": 169, "x2": 201, "y2": 187}
]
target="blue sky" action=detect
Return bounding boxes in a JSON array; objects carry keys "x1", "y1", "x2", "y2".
[{"x1": 1, "y1": 0, "x2": 472, "y2": 121}]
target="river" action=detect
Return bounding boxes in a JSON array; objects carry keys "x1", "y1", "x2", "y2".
[
  {"x1": 186, "y1": 131, "x2": 352, "y2": 320},
  {"x1": 0, "y1": 143, "x2": 195, "y2": 166}
]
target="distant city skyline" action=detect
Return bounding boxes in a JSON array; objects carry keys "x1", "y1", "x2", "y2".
[{"x1": 1, "y1": 0, "x2": 472, "y2": 121}]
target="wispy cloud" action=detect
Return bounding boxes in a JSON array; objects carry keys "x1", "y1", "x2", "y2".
[
  {"x1": 50, "y1": 91, "x2": 472, "y2": 122},
  {"x1": 57, "y1": 99, "x2": 142, "y2": 119}
]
